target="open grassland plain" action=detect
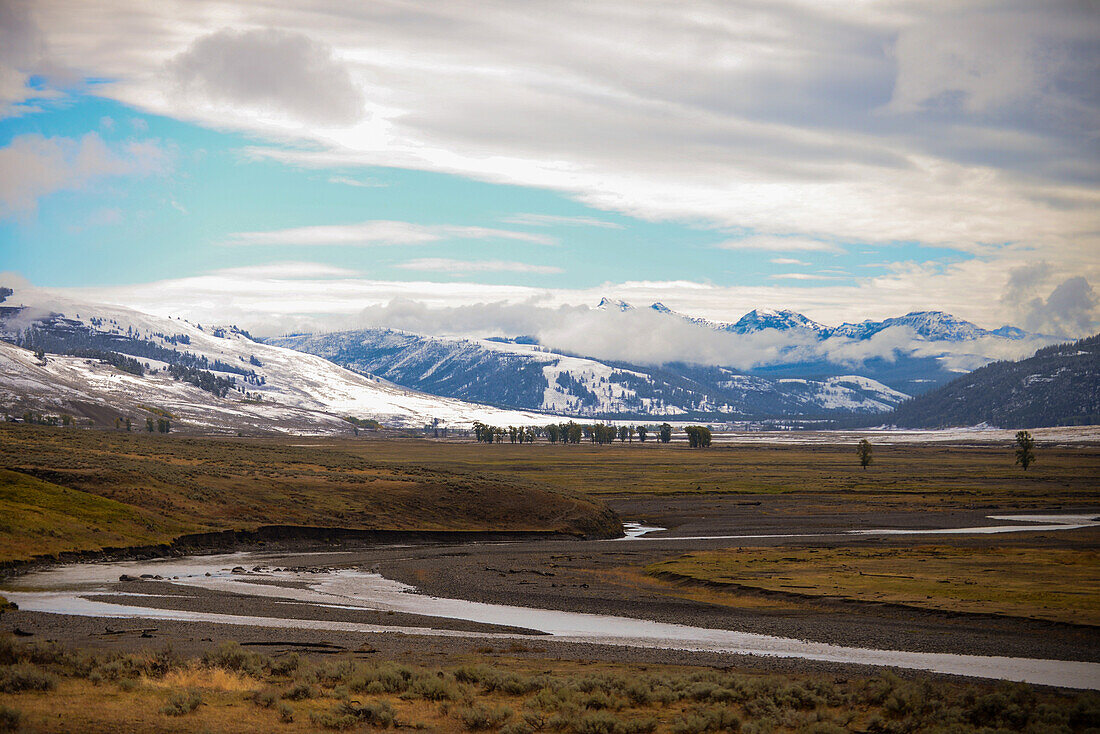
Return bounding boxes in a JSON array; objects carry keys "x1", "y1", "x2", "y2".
[
  {"x1": 645, "y1": 545, "x2": 1100, "y2": 626},
  {"x1": 0, "y1": 425, "x2": 620, "y2": 565},
  {"x1": 324, "y1": 437, "x2": 1100, "y2": 510},
  {"x1": 0, "y1": 636, "x2": 1098, "y2": 734}
]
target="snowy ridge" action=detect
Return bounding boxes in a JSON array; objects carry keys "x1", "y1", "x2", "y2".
[
  {"x1": 270, "y1": 328, "x2": 912, "y2": 419},
  {"x1": 0, "y1": 288, "x2": 557, "y2": 432}
]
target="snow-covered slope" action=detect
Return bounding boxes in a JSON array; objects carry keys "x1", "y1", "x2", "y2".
[
  {"x1": 827, "y1": 311, "x2": 1016, "y2": 341},
  {"x1": 729, "y1": 308, "x2": 828, "y2": 335},
  {"x1": 0, "y1": 288, "x2": 555, "y2": 433},
  {"x1": 269, "y1": 328, "x2": 911, "y2": 418}
]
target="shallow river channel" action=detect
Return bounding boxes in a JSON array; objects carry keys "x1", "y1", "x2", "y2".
[{"x1": 4, "y1": 514, "x2": 1098, "y2": 690}]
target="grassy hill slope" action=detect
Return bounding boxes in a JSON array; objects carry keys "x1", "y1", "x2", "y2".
[{"x1": 0, "y1": 425, "x2": 620, "y2": 564}]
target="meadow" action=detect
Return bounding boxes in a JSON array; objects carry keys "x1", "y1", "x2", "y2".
[{"x1": 646, "y1": 544, "x2": 1100, "y2": 626}]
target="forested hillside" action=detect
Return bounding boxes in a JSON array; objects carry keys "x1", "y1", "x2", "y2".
[{"x1": 890, "y1": 334, "x2": 1100, "y2": 428}]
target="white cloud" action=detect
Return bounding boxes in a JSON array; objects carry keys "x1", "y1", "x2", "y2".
[
  {"x1": 208, "y1": 261, "x2": 362, "y2": 279},
  {"x1": 327, "y1": 175, "x2": 385, "y2": 188},
  {"x1": 17, "y1": 0, "x2": 1096, "y2": 272},
  {"x1": 169, "y1": 28, "x2": 365, "y2": 126},
  {"x1": 770, "y1": 258, "x2": 810, "y2": 266},
  {"x1": 501, "y1": 213, "x2": 623, "y2": 229},
  {"x1": 716, "y1": 235, "x2": 845, "y2": 254},
  {"x1": 397, "y1": 258, "x2": 563, "y2": 275},
  {"x1": 0, "y1": 0, "x2": 64, "y2": 117},
  {"x1": 60, "y1": 251, "x2": 1099, "y2": 342},
  {"x1": 226, "y1": 220, "x2": 556, "y2": 247},
  {"x1": 0, "y1": 132, "x2": 168, "y2": 217},
  {"x1": 770, "y1": 273, "x2": 834, "y2": 281}
]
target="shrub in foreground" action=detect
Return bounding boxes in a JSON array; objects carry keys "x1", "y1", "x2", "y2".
[{"x1": 161, "y1": 689, "x2": 202, "y2": 716}]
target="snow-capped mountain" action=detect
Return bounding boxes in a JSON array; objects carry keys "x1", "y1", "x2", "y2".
[
  {"x1": 643, "y1": 300, "x2": 1032, "y2": 343},
  {"x1": 0, "y1": 287, "x2": 556, "y2": 433},
  {"x1": 596, "y1": 297, "x2": 635, "y2": 312},
  {"x1": 826, "y1": 311, "x2": 1026, "y2": 342},
  {"x1": 728, "y1": 308, "x2": 828, "y2": 335},
  {"x1": 268, "y1": 328, "x2": 910, "y2": 419}
]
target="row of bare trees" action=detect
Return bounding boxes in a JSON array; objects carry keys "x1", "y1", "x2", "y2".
[{"x1": 471, "y1": 421, "x2": 713, "y2": 446}]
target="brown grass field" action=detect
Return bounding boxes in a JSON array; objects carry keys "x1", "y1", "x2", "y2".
[
  {"x1": 2, "y1": 423, "x2": 1098, "y2": 564},
  {"x1": 1, "y1": 426, "x2": 1098, "y2": 731},
  {"x1": 0, "y1": 637, "x2": 1097, "y2": 734},
  {"x1": 328, "y1": 436, "x2": 1100, "y2": 507},
  {"x1": 646, "y1": 545, "x2": 1100, "y2": 626},
  {"x1": 0, "y1": 425, "x2": 620, "y2": 564}
]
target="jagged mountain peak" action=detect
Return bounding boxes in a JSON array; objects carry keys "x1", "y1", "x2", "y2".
[
  {"x1": 596, "y1": 297, "x2": 634, "y2": 312},
  {"x1": 731, "y1": 308, "x2": 826, "y2": 334}
]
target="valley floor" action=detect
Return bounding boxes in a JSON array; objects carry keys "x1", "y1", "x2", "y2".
[{"x1": 0, "y1": 429, "x2": 1097, "y2": 731}]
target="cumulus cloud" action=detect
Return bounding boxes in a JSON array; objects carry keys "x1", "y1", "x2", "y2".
[
  {"x1": 1000, "y1": 263, "x2": 1100, "y2": 337},
  {"x1": 226, "y1": 220, "x2": 556, "y2": 246},
  {"x1": 0, "y1": 132, "x2": 168, "y2": 217},
  {"x1": 1019, "y1": 277, "x2": 1099, "y2": 337},
  {"x1": 396, "y1": 258, "x2": 563, "y2": 274},
  {"x1": 169, "y1": 28, "x2": 365, "y2": 126}
]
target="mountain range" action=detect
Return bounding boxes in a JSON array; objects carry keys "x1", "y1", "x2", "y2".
[
  {"x1": 0, "y1": 284, "x2": 1081, "y2": 432},
  {"x1": 267, "y1": 300, "x2": 1048, "y2": 421},
  {"x1": 268, "y1": 328, "x2": 910, "y2": 420},
  {"x1": 605, "y1": 298, "x2": 1032, "y2": 342}
]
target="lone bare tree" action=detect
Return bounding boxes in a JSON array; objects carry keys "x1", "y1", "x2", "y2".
[
  {"x1": 1015, "y1": 430, "x2": 1035, "y2": 471},
  {"x1": 857, "y1": 439, "x2": 872, "y2": 470}
]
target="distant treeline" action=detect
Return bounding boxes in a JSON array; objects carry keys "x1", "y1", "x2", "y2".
[{"x1": 471, "y1": 421, "x2": 713, "y2": 446}]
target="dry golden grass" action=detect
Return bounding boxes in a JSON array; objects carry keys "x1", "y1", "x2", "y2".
[
  {"x1": 647, "y1": 544, "x2": 1100, "y2": 625},
  {"x1": 334, "y1": 436, "x2": 1100, "y2": 510},
  {"x1": 2, "y1": 638, "x2": 1096, "y2": 734},
  {"x1": 0, "y1": 425, "x2": 618, "y2": 563},
  {"x1": 145, "y1": 666, "x2": 260, "y2": 693}
]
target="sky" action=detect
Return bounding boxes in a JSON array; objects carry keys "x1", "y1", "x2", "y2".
[{"x1": 1, "y1": 0, "x2": 1098, "y2": 343}]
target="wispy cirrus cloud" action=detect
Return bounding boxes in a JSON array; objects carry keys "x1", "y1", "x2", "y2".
[
  {"x1": 225, "y1": 220, "x2": 556, "y2": 247},
  {"x1": 716, "y1": 235, "x2": 845, "y2": 254},
  {"x1": 208, "y1": 261, "x2": 362, "y2": 279},
  {"x1": 397, "y1": 258, "x2": 563, "y2": 275},
  {"x1": 770, "y1": 273, "x2": 837, "y2": 281},
  {"x1": 501, "y1": 213, "x2": 623, "y2": 229},
  {"x1": 327, "y1": 175, "x2": 386, "y2": 188}
]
